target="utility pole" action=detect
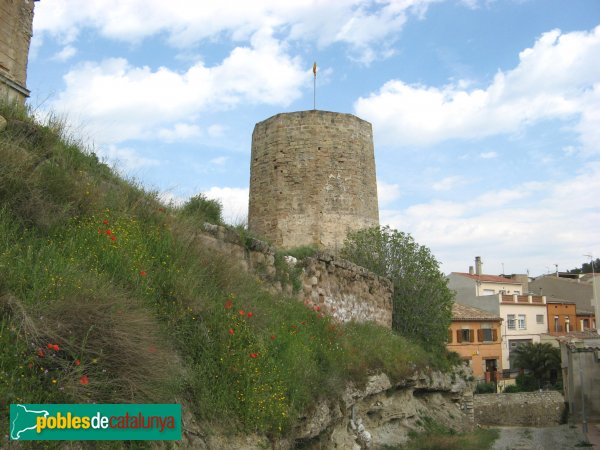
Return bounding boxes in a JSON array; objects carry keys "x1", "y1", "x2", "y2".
[{"x1": 584, "y1": 254, "x2": 599, "y2": 333}]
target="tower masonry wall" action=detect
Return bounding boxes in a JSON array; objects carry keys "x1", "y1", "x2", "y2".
[
  {"x1": 248, "y1": 110, "x2": 379, "y2": 251},
  {"x1": 0, "y1": 0, "x2": 35, "y2": 103}
]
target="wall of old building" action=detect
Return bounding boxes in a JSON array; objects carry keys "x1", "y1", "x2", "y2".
[
  {"x1": 0, "y1": 0, "x2": 35, "y2": 103},
  {"x1": 248, "y1": 110, "x2": 379, "y2": 252},
  {"x1": 197, "y1": 223, "x2": 392, "y2": 328}
]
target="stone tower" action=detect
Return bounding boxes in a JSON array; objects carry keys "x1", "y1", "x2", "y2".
[
  {"x1": 0, "y1": 0, "x2": 37, "y2": 104},
  {"x1": 248, "y1": 110, "x2": 379, "y2": 251}
]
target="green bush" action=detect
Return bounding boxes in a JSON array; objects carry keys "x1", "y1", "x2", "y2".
[
  {"x1": 502, "y1": 384, "x2": 522, "y2": 393},
  {"x1": 180, "y1": 193, "x2": 223, "y2": 224},
  {"x1": 474, "y1": 382, "x2": 496, "y2": 394},
  {"x1": 516, "y1": 373, "x2": 539, "y2": 391}
]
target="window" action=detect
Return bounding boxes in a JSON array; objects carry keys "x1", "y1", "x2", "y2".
[
  {"x1": 514, "y1": 290, "x2": 521, "y2": 295},
  {"x1": 518, "y1": 314, "x2": 526, "y2": 330},
  {"x1": 478, "y1": 322, "x2": 497, "y2": 342},
  {"x1": 456, "y1": 328, "x2": 474, "y2": 343},
  {"x1": 507, "y1": 314, "x2": 516, "y2": 330},
  {"x1": 536, "y1": 314, "x2": 544, "y2": 324},
  {"x1": 565, "y1": 316, "x2": 570, "y2": 333},
  {"x1": 483, "y1": 289, "x2": 495, "y2": 295}
]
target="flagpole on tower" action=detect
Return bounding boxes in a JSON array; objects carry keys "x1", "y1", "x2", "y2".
[{"x1": 313, "y1": 62, "x2": 317, "y2": 110}]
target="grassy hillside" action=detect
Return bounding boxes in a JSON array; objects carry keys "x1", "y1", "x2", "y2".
[{"x1": 0, "y1": 103, "x2": 445, "y2": 446}]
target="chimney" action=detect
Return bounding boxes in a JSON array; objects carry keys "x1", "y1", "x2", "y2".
[
  {"x1": 475, "y1": 256, "x2": 482, "y2": 275},
  {"x1": 469, "y1": 266, "x2": 474, "y2": 275}
]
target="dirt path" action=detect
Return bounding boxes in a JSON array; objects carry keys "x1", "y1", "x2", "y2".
[{"x1": 492, "y1": 425, "x2": 593, "y2": 450}]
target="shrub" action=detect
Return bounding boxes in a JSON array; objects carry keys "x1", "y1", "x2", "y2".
[
  {"x1": 502, "y1": 384, "x2": 522, "y2": 393},
  {"x1": 180, "y1": 193, "x2": 223, "y2": 224},
  {"x1": 474, "y1": 382, "x2": 496, "y2": 394}
]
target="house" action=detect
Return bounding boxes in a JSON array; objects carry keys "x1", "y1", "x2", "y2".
[
  {"x1": 447, "y1": 303, "x2": 503, "y2": 381},
  {"x1": 448, "y1": 257, "x2": 548, "y2": 375},
  {"x1": 546, "y1": 300, "x2": 578, "y2": 334},
  {"x1": 530, "y1": 273, "x2": 598, "y2": 331}
]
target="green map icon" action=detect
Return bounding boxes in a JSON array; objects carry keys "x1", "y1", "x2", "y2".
[{"x1": 10, "y1": 404, "x2": 49, "y2": 440}]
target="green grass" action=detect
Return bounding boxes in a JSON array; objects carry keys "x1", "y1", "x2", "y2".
[
  {"x1": 385, "y1": 417, "x2": 499, "y2": 450},
  {"x1": 0, "y1": 102, "x2": 450, "y2": 444}
]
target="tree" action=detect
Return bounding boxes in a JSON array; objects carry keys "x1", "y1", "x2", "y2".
[
  {"x1": 340, "y1": 226, "x2": 454, "y2": 351},
  {"x1": 567, "y1": 257, "x2": 600, "y2": 274},
  {"x1": 512, "y1": 342, "x2": 561, "y2": 389}
]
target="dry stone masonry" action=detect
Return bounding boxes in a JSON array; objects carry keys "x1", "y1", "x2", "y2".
[
  {"x1": 198, "y1": 223, "x2": 392, "y2": 328},
  {"x1": 474, "y1": 391, "x2": 565, "y2": 426},
  {"x1": 0, "y1": 0, "x2": 36, "y2": 103},
  {"x1": 248, "y1": 110, "x2": 379, "y2": 252}
]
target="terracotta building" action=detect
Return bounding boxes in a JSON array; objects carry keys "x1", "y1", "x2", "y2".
[{"x1": 447, "y1": 303, "x2": 503, "y2": 381}]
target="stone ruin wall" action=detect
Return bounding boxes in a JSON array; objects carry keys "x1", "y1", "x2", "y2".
[
  {"x1": 0, "y1": 0, "x2": 35, "y2": 103},
  {"x1": 197, "y1": 223, "x2": 392, "y2": 329},
  {"x1": 474, "y1": 391, "x2": 565, "y2": 426},
  {"x1": 248, "y1": 110, "x2": 379, "y2": 252}
]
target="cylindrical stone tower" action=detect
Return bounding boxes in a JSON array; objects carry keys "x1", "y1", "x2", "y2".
[{"x1": 248, "y1": 110, "x2": 379, "y2": 251}]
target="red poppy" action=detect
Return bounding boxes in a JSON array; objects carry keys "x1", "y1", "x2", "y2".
[
  {"x1": 105, "y1": 229, "x2": 112, "y2": 235},
  {"x1": 52, "y1": 344, "x2": 59, "y2": 351},
  {"x1": 228, "y1": 328, "x2": 234, "y2": 335},
  {"x1": 102, "y1": 219, "x2": 109, "y2": 225},
  {"x1": 224, "y1": 299, "x2": 233, "y2": 310},
  {"x1": 111, "y1": 235, "x2": 117, "y2": 241},
  {"x1": 249, "y1": 353, "x2": 258, "y2": 358},
  {"x1": 247, "y1": 312, "x2": 253, "y2": 318},
  {"x1": 270, "y1": 335, "x2": 276, "y2": 340},
  {"x1": 79, "y1": 375, "x2": 89, "y2": 385},
  {"x1": 74, "y1": 359, "x2": 81, "y2": 366},
  {"x1": 314, "y1": 306, "x2": 321, "y2": 312},
  {"x1": 47, "y1": 343, "x2": 53, "y2": 349},
  {"x1": 139, "y1": 271, "x2": 147, "y2": 277},
  {"x1": 239, "y1": 310, "x2": 245, "y2": 316},
  {"x1": 37, "y1": 349, "x2": 45, "y2": 358}
]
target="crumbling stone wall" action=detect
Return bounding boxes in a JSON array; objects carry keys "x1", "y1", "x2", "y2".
[
  {"x1": 474, "y1": 391, "x2": 565, "y2": 426},
  {"x1": 301, "y1": 253, "x2": 392, "y2": 328},
  {"x1": 197, "y1": 223, "x2": 392, "y2": 328},
  {"x1": 0, "y1": 0, "x2": 35, "y2": 103},
  {"x1": 248, "y1": 110, "x2": 379, "y2": 251}
]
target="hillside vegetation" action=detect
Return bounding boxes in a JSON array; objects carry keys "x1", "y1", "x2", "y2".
[{"x1": 0, "y1": 103, "x2": 446, "y2": 446}]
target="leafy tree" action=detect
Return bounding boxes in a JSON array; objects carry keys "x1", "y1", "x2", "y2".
[
  {"x1": 340, "y1": 226, "x2": 453, "y2": 351},
  {"x1": 512, "y1": 342, "x2": 561, "y2": 389},
  {"x1": 180, "y1": 193, "x2": 223, "y2": 224}
]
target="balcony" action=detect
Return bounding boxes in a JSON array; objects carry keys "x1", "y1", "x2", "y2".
[{"x1": 501, "y1": 294, "x2": 546, "y2": 304}]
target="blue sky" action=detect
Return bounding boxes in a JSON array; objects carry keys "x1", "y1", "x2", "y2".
[{"x1": 26, "y1": 0, "x2": 600, "y2": 276}]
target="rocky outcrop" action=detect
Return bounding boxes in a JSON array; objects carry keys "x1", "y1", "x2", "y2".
[{"x1": 181, "y1": 367, "x2": 475, "y2": 449}]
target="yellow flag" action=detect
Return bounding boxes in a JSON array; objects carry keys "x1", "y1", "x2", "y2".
[{"x1": 313, "y1": 62, "x2": 317, "y2": 77}]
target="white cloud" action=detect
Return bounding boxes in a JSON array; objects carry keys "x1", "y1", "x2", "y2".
[
  {"x1": 432, "y1": 175, "x2": 466, "y2": 192},
  {"x1": 479, "y1": 151, "x2": 497, "y2": 159},
  {"x1": 49, "y1": 30, "x2": 305, "y2": 143},
  {"x1": 210, "y1": 156, "x2": 228, "y2": 166},
  {"x1": 377, "y1": 181, "x2": 401, "y2": 206},
  {"x1": 355, "y1": 26, "x2": 600, "y2": 152},
  {"x1": 34, "y1": 0, "x2": 438, "y2": 63},
  {"x1": 157, "y1": 123, "x2": 202, "y2": 143},
  {"x1": 380, "y1": 162, "x2": 600, "y2": 275},
  {"x1": 96, "y1": 145, "x2": 161, "y2": 171},
  {"x1": 52, "y1": 45, "x2": 77, "y2": 62},
  {"x1": 203, "y1": 187, "x2": 249, "y2": 224}
]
